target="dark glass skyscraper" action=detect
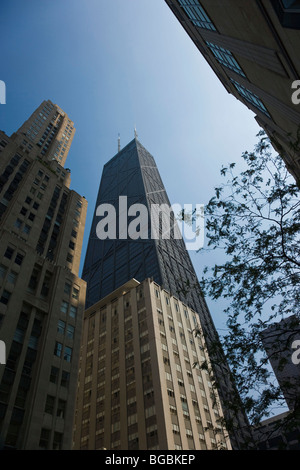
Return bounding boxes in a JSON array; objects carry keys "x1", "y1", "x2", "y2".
[
  {"x1": 83, "y1": 137, "x2": 206, "y2": 318},
  {"x1": 83, "y1": 137, "x2": 162, "y2": 307}
]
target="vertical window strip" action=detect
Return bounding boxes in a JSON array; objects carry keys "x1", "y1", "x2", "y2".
[{"x1": 178, "y1": 0, "x2": 216, "y2": 31}]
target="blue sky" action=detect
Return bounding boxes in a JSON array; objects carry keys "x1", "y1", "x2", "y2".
[{"x1": 0, "y1": 0, "x2": 262, "y2": 331}]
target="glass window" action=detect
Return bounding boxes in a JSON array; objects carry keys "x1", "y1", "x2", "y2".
[
  {"x1": 71, "y1": 229, "x2": 77, "y2": 238},
  {"x1": 61, "y1": 370, "x2": 70, "y2": 388},
  {"x1": 230, "y1": 79, "x2": 271, "y2": 117},
  {"x1": 15, "y1": 253, "x2": 24, "y2": 266},
  {"x1": 56, "y1": 399, "x2": 66, "y2": 418},
  {"x1": 64, "y1": 282, "x2": 71, "y2": 296},
  {"x1": 28, "y1": 267, "x2": 39, "y2": 292},
  {"x1": 45, "y1": 395, "x2": 55, "y2": 414},
  {"x1": 14, "y1": 218, "x2": 22, "y2": 229},
  {"x1": 178, "y1": 0, "x2": 216, "y2": 31},
  {"x1": 57, "y1": 320, "x2": 66, "y2": 335},
  {"x1": 39, "y1": 429, "x2": 50, "y2": 450},
  {"x1": 282, "y1": 0, "x2": 300, "y2": 9},
  {"x1": 66, "y1": 324, "x2": 75, "y2": 339},
  {"x1": 72, "y1": 287, "x2": 79, "y2": 299},
  {"x1": 272, "y1": 0, "x2": 300, "y2": 29},
  {"x1": 61, "y1": 301, "x2": 69, "y2": 314},
  {"x1": 4, "y1": 247, "x2": 14, "y2": 259},
  {"x1": 64, "y1": 346, "x2": 72, "y2": 362},
  {"x1": 0, "y1": 290, "x2": 11, "y2": 305},
  {"x1": 7, "y1": 271, "x2": 17, "y2": 284},
  {"x1": 50, "y1": 366, "x2": 59, "y2": 384},
  {"x1": 206, "y1": 42, "x2": 246, "y2": 77},
  {"x1": 74, "y1": 209, "x2": 81, "y2": 219},
  {"x1": 22, "y1": 224, "x2": 31, "y2": 234},
  {"x1": 54, "y1": 341, "x2": 63, "y2": 358},
  {"x1": 172, "y1": 424, "x2": 180, "y2": 434},
  {"x1": 66, "y1": 253, "x2": 73, "y2": 263},
  {"x1": 0, "y1": 264, "x2": 7, "y2": 278},
  {"x1": 69, "y1": 305, "x2": 77, "y2": 319}
]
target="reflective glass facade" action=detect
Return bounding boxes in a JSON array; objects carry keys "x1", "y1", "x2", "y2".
[{"x1": 83, "y1": 138, "x2": 208, "y2": 320}]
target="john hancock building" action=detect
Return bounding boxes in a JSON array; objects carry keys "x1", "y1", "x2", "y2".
[
  {"x1": 73, "y1": 136, "x2": 252, "y2": 450},
  {"x1": 0, "y1": 100, "x2": 87, "y2": 449}
]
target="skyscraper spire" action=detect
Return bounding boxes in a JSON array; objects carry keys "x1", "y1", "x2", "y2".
[
  {"x1": 118, "y1": 133, "x2": 121, "y2": 152},
  {"x1": 134, "y1": 126, "x2": 138, "y2": 139}
]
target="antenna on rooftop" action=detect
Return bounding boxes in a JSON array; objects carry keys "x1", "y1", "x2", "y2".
[
  {"x1": 118, "y1": 133, "x2": 121, "y2": 152},
  {"x1": 134, "y1": 126, "x2": 138, "y2": 139}
]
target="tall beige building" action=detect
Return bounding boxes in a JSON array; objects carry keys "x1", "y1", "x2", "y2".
[
  {"x1": 16, "y1": 100, "x2": 75, "y2": 167},
  {"x1": 73, "y1": 278, "x2": 232, "y2": 450},
  {"x1": 165, "y1": 0, "x2": 300, "y2": 183},
  {"x1": 0, "y1": 100, "x2": 87, "y2": 449}
]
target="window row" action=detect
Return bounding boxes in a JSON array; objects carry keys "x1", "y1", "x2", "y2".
[
  {"x1": 57, "y1": 320, "x2": 75, "y2": 339},
  {"x1": 4, "y1": 246, "x2": 24, "y2": 265},
  {"x1": 230, "y1": 79, "x2": 271, "y2": 117},
  {"x1": 178, "y1": 0, "x2": 216, "y2": 31},
  {"x1": 60, "y1": 300, "x2": 78, "y2": 319},
  {"x1": 49, "y1": 366, "x2": 70, "y2": 388},
  {"x1": 54, "y1": 342, "x2": 73, "y2": 362}
]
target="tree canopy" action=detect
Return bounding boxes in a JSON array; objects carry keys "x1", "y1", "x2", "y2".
[{"x1": 198, "y1": 131, "x2": 300, "y2": 443}]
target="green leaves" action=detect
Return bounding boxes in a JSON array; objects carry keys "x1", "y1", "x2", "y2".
[{"x1": 200, "y1": 131, "x2": 300, "y2": 434}]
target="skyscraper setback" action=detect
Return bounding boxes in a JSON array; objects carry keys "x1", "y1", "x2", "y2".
[
  {"x1": 79, "y1": 137, "x2": 251, "y2": 449},
  {"x1": 0, "y1": 100, "x2": 87, "y2": 449}
]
